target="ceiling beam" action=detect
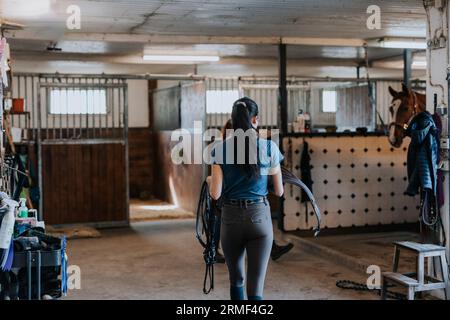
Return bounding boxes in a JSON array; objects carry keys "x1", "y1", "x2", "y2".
[
  {"x1": 7, "y1": 30, "x2": 368, "y2": 47},
  {"x1": 11, "y1": 50, "x2": 360, "y2": 67}
]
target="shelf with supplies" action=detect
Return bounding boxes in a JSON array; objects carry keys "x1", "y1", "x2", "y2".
[
  {"x1": 8, "y1": 111, "x2": 31, "y2": 119},
  {"x1": 3, "y1": 110, "x2": 33, "y2": 148}
]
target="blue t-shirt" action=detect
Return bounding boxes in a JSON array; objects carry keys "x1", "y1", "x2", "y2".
[{"x1": 211, "y1": 138, "x2": 284, "y2": 200}]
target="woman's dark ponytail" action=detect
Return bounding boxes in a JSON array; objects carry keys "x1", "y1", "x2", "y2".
[{"x1": 231, "y1": 97, "x2": 260, "y2": 180}]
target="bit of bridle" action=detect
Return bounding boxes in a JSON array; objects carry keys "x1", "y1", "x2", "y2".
[{"x1": 388, "y1": 91, "x2": 419, "y2": 133}]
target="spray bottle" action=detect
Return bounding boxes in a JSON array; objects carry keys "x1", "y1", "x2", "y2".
[
  {"x1": 0, "y1": 194, "x2": 18, "y2": 271},
  {"x1": 18, "y1": 198, "x2": 28, "y2": 218}
]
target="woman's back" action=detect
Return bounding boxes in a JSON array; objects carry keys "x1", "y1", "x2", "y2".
[
  {"x1": 208, "y1": 97, "x2": 284, "y2": 301},
  {"x1": 212, "y1": 137, "x2": 283, "y2": 201}
]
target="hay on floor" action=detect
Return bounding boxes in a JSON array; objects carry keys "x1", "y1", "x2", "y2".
[{"x1": 46, "y1": 225, "x2": 102, "y2": 239}]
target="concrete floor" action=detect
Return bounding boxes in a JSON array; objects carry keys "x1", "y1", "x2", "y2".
[
  {"x1": 66, "y1": 219, "x2": 375, "y2": 300},
  {"x1": 292, "y1": 231, "x2": 420, "y2": 273}
]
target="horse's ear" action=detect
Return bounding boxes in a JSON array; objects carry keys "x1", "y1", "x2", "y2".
[
  {"x1": 402, "y1": 83, "x2": 410, "y2": 94},
  {"x1": 388, "y1": 86, "x2": 398, "y2": 97}
]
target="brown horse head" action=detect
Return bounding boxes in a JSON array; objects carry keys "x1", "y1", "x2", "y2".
[{"x1": 388, "y1": 83, "x2": 426, "y2": 148}]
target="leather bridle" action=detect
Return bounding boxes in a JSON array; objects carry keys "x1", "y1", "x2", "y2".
[{"x1": 388, "y1": 91, "x2": 419, "y2": 134}]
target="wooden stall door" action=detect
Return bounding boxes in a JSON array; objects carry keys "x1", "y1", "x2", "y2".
[{"x1": 42, "y1": 143, "x2": 127, "y2": 225}]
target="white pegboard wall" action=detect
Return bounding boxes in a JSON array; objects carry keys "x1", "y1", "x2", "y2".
[{"x1": 282, "y1": 136, "x2": 420, "y2": 232}]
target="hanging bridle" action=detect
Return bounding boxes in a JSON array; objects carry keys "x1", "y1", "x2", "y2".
[{"x1": 388, "y1": 91, "x2": 419, "y2": 134}]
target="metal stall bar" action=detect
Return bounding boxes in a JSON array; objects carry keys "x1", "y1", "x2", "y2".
[
  {"x1": 37, "y1": 82, "x2": 126, "y2": 143},
  {"x1": 16, "y1": 76, "x2": 20, "y2": 128},
  {"x1": 15, "y1": 73, "x2": 205, "y2": 81},
  {"x1": 85, "y1": 77, "x2": 89, "y2": 140},
  {"x1": 51, "y1": 78, "x2": 56, "y2": 141},
  {"x1": 16, "y1": 73, "x2": 413, "y2": 84},
  {"x1": 37, "y1": 80, "x2": 43, "y2": 220},
  {"x1": 44, "y1": 77, "x2": 49, "y2": 140},
  {"x1": 77, "y1": 78, "x2": 82, "y2": 140},
  {"x1": 223, "y1": 78, "x2": 227, "y2": 128},
  {"x1": 59, "y1": 78, "x2": 63, "y2": 140},
  {"x1": 98, "y1": 78, "x2": 103, "y2": 139},
  {"x1": 24, "y1": 75, "x2": 28, "y2": 129},
  {"x1": 204, "y1": 77, "x2": 242, "y2": 130},
  {"x1": 64, "y1": 77, "x2": 68, "y2": 139},
  {"x1": 112, "y1": 80, "x2": 116, "y2": 138},
  {"x1": 240, "y1": 84, "x2": 308, "y2": 130},
  {"x1": 91, "y1": 77, "x2": 96, "y2": 139},
  {"x1": 32, "y1": 76, "x2": 36, "y2": 141},
  {"x1": 123, "y1": 82, "x2": 130, "y2": 224}
]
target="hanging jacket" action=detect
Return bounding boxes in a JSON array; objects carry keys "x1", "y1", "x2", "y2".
[
  {"x1": 432, "y1": 113, "x2": 445, "y2": 208},
  {"x1": 405, "y1": 112, "x2": 439, "y2": 196}
]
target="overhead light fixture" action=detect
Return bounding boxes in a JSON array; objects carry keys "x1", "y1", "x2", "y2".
[
  {"x1": 143, "y1": 47, "x2": 220, "y2": 64},
  {"x1": 412, "y1": 60, "x2": 427, "y2": 68},
  {"x1": 367, "y1": 37, "x2": 427, "y2": 50},
  {"x1": 143, "y1": 54, "x2": 220, "y2": 63}
]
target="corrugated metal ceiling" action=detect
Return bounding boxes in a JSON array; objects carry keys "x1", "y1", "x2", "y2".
[
  {"x1": 0, "y1": 0, "x2": 426, "y2": 71},
  {"x1": 1, "y1": 0, "x2": 425, "y2": 38}
]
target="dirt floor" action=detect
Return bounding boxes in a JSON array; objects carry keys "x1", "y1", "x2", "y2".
[
  {"x1": 129, "y1": 200, "x2": 194, "y2": 222},
  {"x1": 66, "y1": 219, "x2": 376, "y2": 300}
]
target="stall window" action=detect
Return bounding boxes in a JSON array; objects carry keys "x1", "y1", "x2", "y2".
[
  {"x1": 321, "y1": 90, "x2": 337, "y2": 113},
  {"x1": 206, "y1": 89, "x2": 240, "y2": 114},
  {"x1": 49, "y1": 88, "x2": 107, "y2": 114}
]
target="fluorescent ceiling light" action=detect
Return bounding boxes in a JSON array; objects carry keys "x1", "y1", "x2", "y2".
[
  {"x1": 143, "y1": 55, "x2": 220, "y2": 63},
  {"x1": 412, "y1": 60, "x2": 427, "y2": 68},
  {"x1": 367, "y1": 37, "x2": 427, "y2": 50}
]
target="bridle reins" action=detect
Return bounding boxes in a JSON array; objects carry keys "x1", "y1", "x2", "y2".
[{"x1": 388, "y1": 91, "x2": 419, "y2": 134}]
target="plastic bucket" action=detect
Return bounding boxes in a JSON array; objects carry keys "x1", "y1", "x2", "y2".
[{"x1": 12, "y1": 98, "x2": 25, "y2": 113}]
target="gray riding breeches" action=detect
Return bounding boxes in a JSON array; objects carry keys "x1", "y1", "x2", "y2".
[{"x1": 220, "y1": 202, "x2": 273, "y2": 298}]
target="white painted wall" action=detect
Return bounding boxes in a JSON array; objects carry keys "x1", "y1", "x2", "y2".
[
  {"x1": 127, "y1": 80, "x2": 149, "y2": 128},
  {"x1": 426, "y1": 6, "x2": 448, "y2": 114},
  {"x1": 432, "y1": 3, "x2": 449, "y2": 260},
  {"x1": 425, "y1": 2, "x2": 450, "y2": 281}
]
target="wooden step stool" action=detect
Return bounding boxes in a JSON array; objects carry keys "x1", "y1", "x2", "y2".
[{"x1": 381, "y1": 241, "x2": 450, "y2": 300}]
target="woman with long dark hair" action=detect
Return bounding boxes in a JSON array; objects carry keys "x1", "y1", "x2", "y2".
[{"x1": 208, "y1": 97, "x2": 284, "y2": 300}]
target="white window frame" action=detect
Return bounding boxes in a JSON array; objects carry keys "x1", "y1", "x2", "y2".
[
  {"x1": 321, "y1": 89, "x2": 337, "y2": 113},
  {"x1": 206, "y1": 89, "x2": 240, "y2": 114},
  {"x1": 49, "y1": 88, "x2": 108, "y2": 115}
]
